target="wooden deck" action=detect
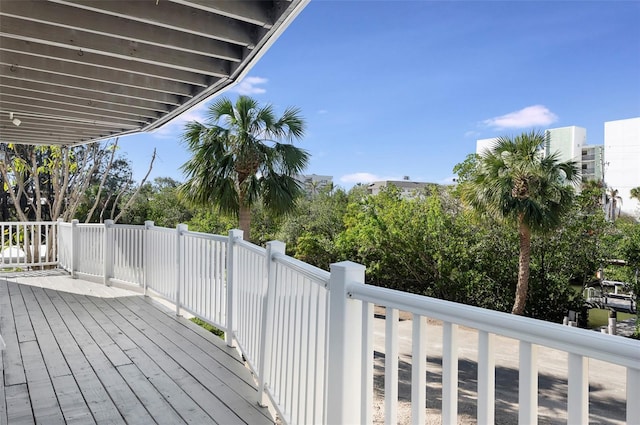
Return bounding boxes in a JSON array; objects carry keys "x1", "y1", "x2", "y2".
[{"x1": 0, "y1": 274, "x2": 273, "y2": 425}]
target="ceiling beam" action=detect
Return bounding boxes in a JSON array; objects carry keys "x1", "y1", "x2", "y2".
[
  {"x1": 0, "y1": 88, "x2": 159, "y2": 120},
  {"x1": 0, "y1": 17, "x2": 232, "y2": 77},
  {"x1": 0, "y1": 38, "x2": 210, "y2": 87},
  {"x1": 0, "y1": 0, "x2": 245, "y2": 61},
  {"x1": 49, "y1": 0, "x2": 257, "y2": 46},
  {"x1": 0, "y1": 51, "x2": 196, "y2": 97},
  {"x1": 170, "y1": 0, "x2": 274, "y2": 27},
  {"x1": 0, "y1": 92, "x2": 160, "y2": 121},
  {"x1": 0, "y1": 77, "x2": 173, "y2": 113},
  {"x1": 1, "y1": 65, "x2": 185, "y2": 105}
]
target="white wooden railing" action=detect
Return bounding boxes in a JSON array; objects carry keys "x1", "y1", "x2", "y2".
[
  {"x1": 0, "y1": 221, "x2": 57, "y2": 269},
  {"x1": 3, "y1": 220, "x2": 638, "y2": 424}
]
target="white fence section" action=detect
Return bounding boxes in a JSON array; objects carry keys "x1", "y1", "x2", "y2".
[
  {"x1": 346, "y1": 283, "x2": 640, "y2": 425},
  {"x1": 75, "y1": 223, "x2": 104, "y2": 278},
  {"x1": 0, "y1": 221, "x2": 57, "y2": 269},
  {"x1": 180, "y1": 229, "x2": 228, "y2": 329},
  {"x1": 145, "y1": 223, "x2": 178, "y2": 301},
  {"x1": 57, "y1": 221, "x2": 72, "y2": 271},
  {"x1": 260, "y1": 247, "x2": 331, "y2": 425},
  {"x1": 110, "y1": 223, "x2": 145, "y2": 286},
  {"x1": 5, "y1": 219, "x2": 635, "y2": 425},
  {"x1": 232, "y1": 237, "x2": 268, "y2": 375}
]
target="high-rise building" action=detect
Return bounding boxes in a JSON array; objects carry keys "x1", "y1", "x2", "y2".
[
  {"x1": 543, "y1": 126, "x2": 586, "y2": 164},
  {"x1": 295, "y1": 174, "x2": 333, "y2": 196},
  {"x1": 604, "y1": 117, "x2": 640, "y2": 216},
  {"x1": 580, "y1": 145, "x2": 604, "y2": 182}
]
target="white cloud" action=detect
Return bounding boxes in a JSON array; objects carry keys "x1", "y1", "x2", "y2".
[
  {"x1": 483, "y1": 105, "x2": 558, "y2": 129},
  {"x1": 231, "y1": 76, "x2": 268, "y2": 95},
  {"x1": 340, "y1": 172, "x2": 401, "y2": 184},
  {"x1": 340, "y1": 173, "x2": 380, "y2": 184}
]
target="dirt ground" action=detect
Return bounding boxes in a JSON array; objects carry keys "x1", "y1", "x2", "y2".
[{"x1": 371, "y1": 308, "x2": 632, "y2": 425}]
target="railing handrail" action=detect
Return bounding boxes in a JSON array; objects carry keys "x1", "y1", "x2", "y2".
[
  {"x1": 272, "y1": 251, "x2": 330, "y2": 287},
  {"x1": 0, "y1": 221, "x2": 57, "y2": 226},
  {"x1": 349, "y1": 283, "x2": 640, "y2": 369},
  {"x1": 237, "y1": 238, "x2": 267, "y2": 256},
  {"x1": 182, "y1": 229, "x2": 228, "y2": 243}
]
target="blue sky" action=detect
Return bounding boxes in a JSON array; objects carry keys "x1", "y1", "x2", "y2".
[{"x1": 119, "y1": 0, "x2": 640, "y2": 189}]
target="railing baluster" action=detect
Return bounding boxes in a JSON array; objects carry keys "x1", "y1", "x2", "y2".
[
  {"x1": 385, "y1": 307, "x2": 399, "y2": 425},
  {"x1": 478, "y1": 330, "x2": 496, "y2": 424},
  {"x1": 567, "y1": 353, "x2": 589, "y2": 425},
  {"x1": 442, "y1": 321, "x2": 459, "y2": 425},
  {"x1": 627, "y1": 367, "x2": 640, "y2": 423},
  {"x1": 362, "y1": 301, "x2": 374, "y2": 424},
  {"x1": 518, "y1": 341, "x2": 538, "y2": 424},
  {"x1": 411, "y1": 314, "x2": 426, "y2": 425}
]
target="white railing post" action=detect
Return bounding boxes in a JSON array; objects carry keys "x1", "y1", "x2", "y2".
[
  {"x1": 225, "y1": 229, "x2": 243, "y2": 347},
  {"x1": 103, "y1": 220, "x2": 114, "y2": 286},
  {"x1": 327, "y1": 261, "x2": 365, "y2": 425},
  {"x1": 258, "y1": 240, "x2": 285, "y2": 406},
  {"x1": 70, "y1": 219, "x2": 78, "y2": 278},
  {"x1": 143, "y1": 221, "x2": 154, "y2": 296},
  {"x1": 518, "y1": 341, "x2": 538, "y2": 424},
  {"x1": 627, "y1": 367, "x2": 640, "y2": 423},
  {"x1": 411, "y1": 314, "x2": 427, "y2": 425},
  {"x1": 567, "y1": 353, "x2": 589, "y2": 425},
  {"x1": 477, "y1": 331, "x2": 496, "y2": 424},
  {"x1": 175, "y1": 223, "x2": 187, "y2": 316},
  {"x1": 442, "y1": 322, "x2": 459, "y2": 425}
]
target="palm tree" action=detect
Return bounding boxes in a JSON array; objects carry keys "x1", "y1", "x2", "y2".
[
  {"x1": 464, "y1": 131, "x2": 580, "y2": 315},
  {"x1": 605, "y1": 187, "x2": 622, "y2": 221},
  {"x1": 180, "y1": 96, "x2": 309, "y2": 241},
  {"x1": 630, "y1": 186, "x2": 640, "y2": 202}
]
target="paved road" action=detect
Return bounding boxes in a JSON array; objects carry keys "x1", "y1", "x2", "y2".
[{"x1": 371, "y1": 314, "x2": 630, "y2": 425}]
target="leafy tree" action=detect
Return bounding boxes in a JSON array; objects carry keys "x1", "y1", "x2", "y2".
[
  {"x1": 277, "y1": 185, "x2": 349, "y2": 269},
  {"x1": 179, "y1": 96, "x2": 309, "y2": 241},
  {"x1": 631, "y1": 186, "x2": 640, "y2": 202},
  {"x1": 462, "y1": 131, "x2": 580, "y2": 315},
  {"x1": 0, "y1": 141, "x2": 154, "y2": 224}
]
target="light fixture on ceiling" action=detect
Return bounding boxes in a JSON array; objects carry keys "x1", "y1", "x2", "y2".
[{"x1": 9, "y1": 112, "x2": 21, "y2": 127}]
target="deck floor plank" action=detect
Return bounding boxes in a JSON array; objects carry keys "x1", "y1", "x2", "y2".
[
  {"x1": 0, "y1": 350, "x2": 7, "y2": 425},
  {"x1": 115, "y1": 296, "x2": 272, "y2": 424},
  {"x1": 71, "y1": 293, "x2": 218, "y2": 425},
  {"x1": 0, "y1": 276, "x2": 274, "y2": 425},
  {"x1": 0, "y1": 282, "x2": 26, "y2": 387},
  {"x1": 18, "y1": 284, "x2": 71, "y2": 378},
  {"x1": 7, "y1": 284, "x2": 36, "y2": 344},
  {"x1": 44, "y1": 289, "x2": 156, "y2": 424},
  {"x1": 87, "y1": 295, "x2": 245, "y2": 425},
  {"x1": 4, "y1": 383, "x2": 33, "y2": 425},
  {"x1": 19, "y1": 340, "x2": 65, "y2": 425},
  {"x1": 30, "y1": 286, "x2": 125, "y2": 425}
]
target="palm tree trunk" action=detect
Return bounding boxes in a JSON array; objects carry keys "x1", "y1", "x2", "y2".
[
  {"x1": 238, "y1": 203, "x2": 251, "y2": 241},
  {"x1": 512, "y1": 214, "x2": 532, "y2": 315}
]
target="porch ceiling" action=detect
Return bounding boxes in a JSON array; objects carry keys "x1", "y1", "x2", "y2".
[{"x1": 0, "y1": 0, "x2": 308, "y2": 146}]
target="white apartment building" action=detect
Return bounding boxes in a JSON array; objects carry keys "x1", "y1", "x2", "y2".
[
  {"x1": 367, "y1": 177, "x2": 432, "y2": 197},
  {"x1": 295, "y1": 174, "x2": 333, "y2": 196},
  {"x1": 543, "y1": 126, "x2": 586, "y2": 164},
  {"x1": 604, "y1": 117, "x2": 640, "y2": 216}
]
